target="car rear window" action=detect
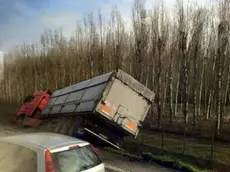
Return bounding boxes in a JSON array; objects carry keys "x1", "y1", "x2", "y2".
[
  {"x1": 52, "y1": 144, "x2": 102, "y2": 172},
  {"x1": 0, "y1": 141, "x2": 37, "y2": 172}
]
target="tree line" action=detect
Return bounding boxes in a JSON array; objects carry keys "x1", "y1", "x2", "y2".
[{"x1": 1, "y1": 0, "x2": 230, "y2": 135}]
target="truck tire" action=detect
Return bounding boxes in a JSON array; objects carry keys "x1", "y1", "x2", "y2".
[
  {"x1": 54, "y1": 119, "x2": 66, "y2": 133},
  {"x1": 15, "y1": 115, "x2": 25, "y2": 125},
  {"x1": 69, "y1": 117, "x2": 84, "y2": 138},
  {"x1": 115, "y1": 139, "x2": 124, "y2": 148}
]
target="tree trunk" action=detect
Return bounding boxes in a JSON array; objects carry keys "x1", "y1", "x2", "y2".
[
  {"x1": 198, "y1": 57, "x2": 206, "y2": 117},
  {"x1": 168, "y1": 52, "x2": 173, "y2": 124},
  {"x1": 224, "y1": 65, "x2": 230, "y2": 113},
  {"x1": 174, "y1": 59, "x2": 181, "y2": 117}
]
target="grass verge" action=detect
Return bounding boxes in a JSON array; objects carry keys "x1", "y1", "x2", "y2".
[
  {"x1": 105, "y1": 147, "x2": 208, "y2": 172},
  {"x1": 125, "y1": 132, "x2": 230, "y2": 165},
  {"x1": 118, "y1": 132, "x2": 230, "y2": 171}
]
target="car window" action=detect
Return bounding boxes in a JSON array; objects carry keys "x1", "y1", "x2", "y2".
[
  {"x1": 52, "y1": 144, "x2": 102, "y2": 172},
  {"x1": 0, "y1": 141, "x2": 37, "y2": 172}
]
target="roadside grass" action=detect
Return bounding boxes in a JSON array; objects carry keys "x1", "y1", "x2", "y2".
[
  {"x1": 105, "y1": 147, "x2": 208, "y2": 172},
  {"x1": 124, "y1": 132, "x2": 230, "y2": 165},
  {"x1": 142, "y1": 152, "x2": 209, "y2": 172},
  {"x1": 117, "y1": 131, "x2": 230, "y2": 171}
]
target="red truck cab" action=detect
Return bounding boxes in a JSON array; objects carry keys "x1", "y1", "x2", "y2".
[{"x1": 12, "y1": 90, "x2": 51, "y2": 127}]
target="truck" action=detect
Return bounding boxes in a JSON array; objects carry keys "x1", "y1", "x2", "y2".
[{"x1": 12, "y1": 69, "x2": 154, "y2": 149}]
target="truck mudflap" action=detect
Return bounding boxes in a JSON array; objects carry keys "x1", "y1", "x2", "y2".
[
  {"x1": 84, "y1": 128, "x2": 121, "y2": 150},
  {"x1": 22, "y1": 116, "x2": 41, "y2": 127}
]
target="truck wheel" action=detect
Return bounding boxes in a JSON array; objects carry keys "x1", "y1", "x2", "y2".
[
  {"x1": 116, "y1": 139, "x2": 124, "y2": 148},
  {"x1": 15, "y1": 115, "x2": 24, "y2": 125},
  {"x1": 60, "y1": 118, "x2": 73, "y2": 135},
  {"x1": 69, "y1": 117, "x2": 84, "y2": 138}
]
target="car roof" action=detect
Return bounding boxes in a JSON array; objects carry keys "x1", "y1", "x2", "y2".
[{"x1": 0, "y1": 132, "x2": 87, "y2": 150}]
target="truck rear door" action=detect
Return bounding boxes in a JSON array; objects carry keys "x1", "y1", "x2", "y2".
[{"x1": 96, "y1": 76, "x2": 153, "y2": 136}]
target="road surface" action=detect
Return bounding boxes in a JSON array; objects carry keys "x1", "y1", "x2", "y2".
[{"x1": 0, "y1": 123, "x2": 177, "y2": 172}]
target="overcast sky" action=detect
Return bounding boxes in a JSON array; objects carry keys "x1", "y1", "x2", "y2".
[{"x1": 0, "y1": 0, "x2": 218, "y2": 52}]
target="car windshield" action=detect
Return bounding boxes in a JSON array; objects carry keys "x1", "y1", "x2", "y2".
[{"x1": 52, "y1": 144, "x2": 102, "y2": 172}]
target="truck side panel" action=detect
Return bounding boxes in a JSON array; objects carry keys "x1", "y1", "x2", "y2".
[
  {"x1": 96, "y1": 78, "x2": 151, "y2": 136},
  {"x1": 40, "y1": 72, "x2": 113, "y2": 118}
]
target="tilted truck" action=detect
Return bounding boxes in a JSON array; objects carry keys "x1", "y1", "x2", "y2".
[{"x1": 12, "y1": 69, "x2": 154, "y2": 149}]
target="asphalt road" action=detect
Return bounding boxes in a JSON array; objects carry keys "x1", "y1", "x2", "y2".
[{"x1": 0, "y1": 123, "x2": 177, "y2": 172}]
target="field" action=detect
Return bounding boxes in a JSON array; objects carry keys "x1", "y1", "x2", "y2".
[
  {"x1": 122, "y1": 126, "x2": 230, "y2": 171},
  {"x1": 125, "y1": 132, "x2": 230, "y2": 163}
]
